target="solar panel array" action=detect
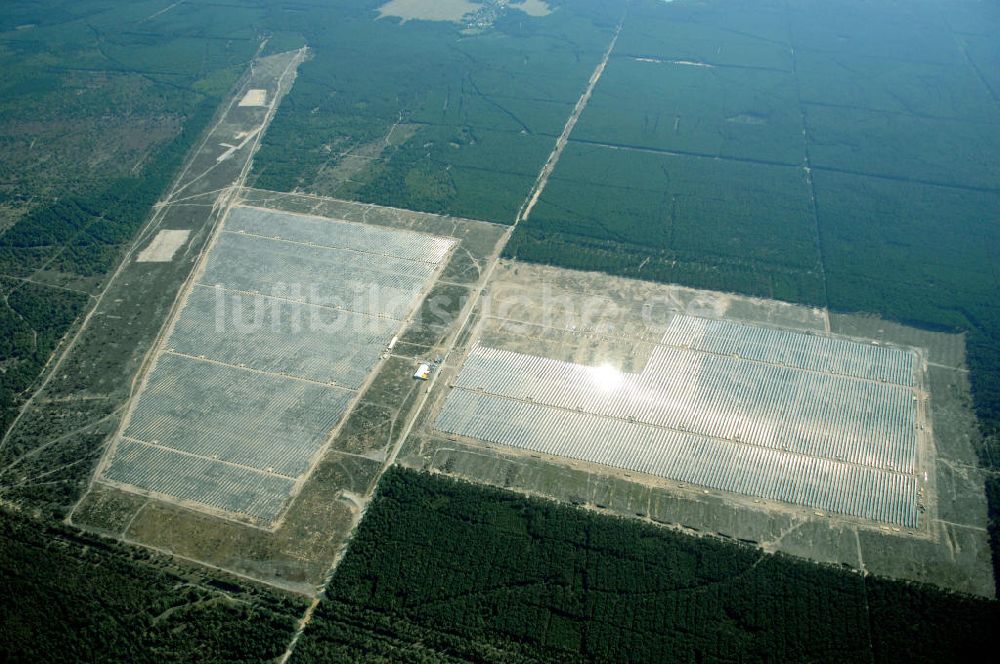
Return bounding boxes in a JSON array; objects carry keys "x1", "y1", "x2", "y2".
[
  {"x1": 123, "y1": 354, "x2": 352, "y2": 476},
  {"x1": 102, "y1": 207, "x2": 455, "y2": 524},
  {"x1": 104, "y1": 439, "x2": 293, "y2": 521},
  {"x1": 661, "y1": 316, "x2": 916, "y2": 386},
  {"x1": 228, "y1": 206, "x2": 455, "y2": 264},
  {"x1": 170, "y1": 285, "x2": 397, "y2": 388},
  {"x1": 204, "y1": 231, "x2": 436, "y2": 320},
  {"x1": 436, "y1": 315, "x2": 922, "y2": 527}
]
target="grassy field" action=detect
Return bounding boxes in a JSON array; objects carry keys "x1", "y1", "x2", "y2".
[{"x1": 292, "y1": 468, "x2": 1000, "y2": 663}]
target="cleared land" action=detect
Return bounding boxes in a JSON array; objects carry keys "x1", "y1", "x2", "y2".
[
  {"x1": 98, "y1": 205, "x2": 455, "y2": 526},
  {"x1": 0, "y1": 0, "x2": 288, "y2": 451},
  {"x1": 238, "y1": 89, "x2": 268, "y2": 107},
  {"x1": 135, "y1": 229, "x2": 190, "y2": 262},
  {"x1": 511, "y1": 0, "x2": 551, "y2": 18},
  {"x1": 377, "y1": 0, "x2": 481, "y2": 23}
]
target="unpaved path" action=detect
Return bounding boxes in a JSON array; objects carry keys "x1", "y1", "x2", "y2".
[
  {"x1": 515, "y1": 20, "x2": 621, "y2": 225},
  {"x1": 276, "y1": 16, "x2": 623, "y2": 662}
]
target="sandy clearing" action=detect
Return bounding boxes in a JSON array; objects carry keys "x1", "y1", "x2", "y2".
[
  {"x1": 238, "y1": 89, "x2": 267, "y2": 107},
  {"x1": 377, "y1": 0, "x2": 481, "y2": 23},
  {"x1": 511, "y1": 0, "x2": 551, "y2": 17},
  {"x1": 136, "y1": 230, "x2": 191, "y2": 262}
]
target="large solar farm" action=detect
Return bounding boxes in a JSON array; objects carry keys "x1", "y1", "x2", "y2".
[
  {"x1": 437, "y1": 314, "x2": 922, "y2": 527},
  {"x1": 413, "y1": 260, "x2": 945, "y2": 546},
  {"x1": 96, "y1": 205, "x2": 455, "y2": 527},
  {"x1": 73, "y1": 192, "x2": 983, "y2": 593}
]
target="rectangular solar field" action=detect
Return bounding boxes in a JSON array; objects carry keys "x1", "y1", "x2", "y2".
[
  {"x1": 435, "y1": 314, "x2": 923, "y2": 527},
  {"x1": 101, "y1": 206, "x2": 455, "y2": 525}
]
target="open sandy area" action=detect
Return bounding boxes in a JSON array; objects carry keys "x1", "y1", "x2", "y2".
[
  {"x1": 377, "y1": 0, "x2": 481, "y2": 23},
  {"x1": 511, "y1": 0, "x2": 551, "y2": 17},
  {"x1": 136, "y1": 230, "x2": 191, "y2": 262},
  {"x1": 238, "y1": 89, "x2": 267, "y2": 107}
]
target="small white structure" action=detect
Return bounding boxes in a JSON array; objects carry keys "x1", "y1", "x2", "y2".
[{"x1": 414, "y1": 363, "x2": 431, "y2": 380}]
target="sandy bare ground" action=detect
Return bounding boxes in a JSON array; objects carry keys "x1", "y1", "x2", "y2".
[
  {"x1": 511, "y1": 0, "x2": 551, "y2": 17},
  {"x1": 135, "y1": 230, "x2": 191, "y2": 262},
  {"x1": 238, "y1": 89, "x2": 267, "y2": 107},
  {"x1": 377, "y1": 0, "x2": 481, "y2": 23}
]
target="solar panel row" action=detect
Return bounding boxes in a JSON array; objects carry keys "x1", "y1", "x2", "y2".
[
  {"x1": 454, "y1": 341, "x2": 916, "y2": 472},
  {"x1": 104, "y1": 438, "x2": 294, "y2": 521},
  {"x1": 170, "y1": 285, "x2": 397, "y2": 388}
]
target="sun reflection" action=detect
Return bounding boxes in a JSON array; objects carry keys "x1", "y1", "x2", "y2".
[{"x1": 590, "y1": 363, "x2": 623, "y2": 391}]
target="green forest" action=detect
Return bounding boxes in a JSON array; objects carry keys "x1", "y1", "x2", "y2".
[
  {"x1": 294, "y1": 469, "x2": 1000, "y2": 663},
  {"x1": 505, "y1": 141, "x2": 827, "y2": 305},
  {"x1": 0, "y1": 510, "x2": 303, "y2": 662},
  {"x1": 251, "y1": 0, "x2": 621, "y2": 221},
  {"x1": 573, "y1": 58, "x2": 806, "y2": 166}
]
